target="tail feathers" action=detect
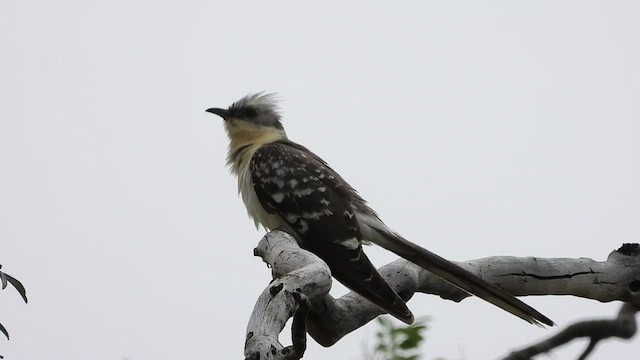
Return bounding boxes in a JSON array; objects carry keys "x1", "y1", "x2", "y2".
[
  {"x1": 364, "y1": 224, "x2": 553, "y2": 326},
  {"x1": 313, "y1": 241, "x2": 414, "y2": 324},
  {"x1": 332, "y1": 251, "x2": 415, "y2": 324}
]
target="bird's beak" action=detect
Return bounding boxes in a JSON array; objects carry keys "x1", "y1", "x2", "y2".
[{"x1": 205, "y1": 107, "x2": 229, "y2": 119}]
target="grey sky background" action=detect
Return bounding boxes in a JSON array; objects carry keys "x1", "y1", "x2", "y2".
[{"x1": 1, "y1": 1, "x2": 638, "y2": 359}]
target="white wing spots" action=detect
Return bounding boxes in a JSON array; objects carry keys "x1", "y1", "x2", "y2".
[
  {"x1": 285, "y1": 213, "x2": 298, "y2": 223},
  {"x1": 298, "y1": 219, "x2": 309, "y2": 234},
  {"x1": 276, "y1": 168, "x2": 286, "y2": 176},
  {"x1": 301, "y1": 176, "x2": 319, "y2": 183},
  {"x1": 318, "y1": 186, "x2": 326, "y2": 192},
  {"x1": 344, "y1": 210, "x2": 355, "y2": 219},
  {"x1": 258, "y1": 176, "x2": 274, "y2": 183},
  {"x1": 301, "y1": 209, "x2": 333, "y2": 220},
  {"x1": 271, "y1": 192, "x2": 286, "y2": 203},
  {"x1": 317, "y1": 173, "x2": 325, "y2": 179},
  {"x1": 338, "y1": 237, "x2": 360, "y2": 250},
  {"x1": 258, "y1": 175, "x2": 286, "y2": 189},
  {"x1": 288, "y1": 179, "x2": 299, "y2": 188},
  {"x1": 293, "y1": 187, "x2": 314, "y2": 197},
  {"x1": 327, "y1": 175, "x2": 335, "y2": 179},
  {"x1": 320, "y1": 198, "x2": 330, "y2": 206}
]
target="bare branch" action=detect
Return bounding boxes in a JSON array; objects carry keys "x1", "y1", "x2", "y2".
[
  {"x1": 244, "y1": 232, "x2": 332, "y2": 360},
  {"x1": 244, "y1": 231, "x2": 640, "y2": 358},
  {"x1": 502, "y1": 303, "x2": 638, "y2": 360},
  {"x1": 281, "y1": 292, "x2": 311, "y2": 360}
]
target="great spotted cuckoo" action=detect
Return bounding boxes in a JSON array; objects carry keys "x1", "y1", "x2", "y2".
[{"x1": 207, "y1": 93, "x2": 553, "y2": 326}]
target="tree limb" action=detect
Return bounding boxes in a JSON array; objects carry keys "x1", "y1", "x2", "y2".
[
  {"x1": 502, "y1": 302, "x2": 638, "y2": 360},
  {"x1": 244, "y1": 232, "x2": 332, "y2": 360},
  {"x1": 244, "y1": 231, "x2": 640, "y2": 359}
]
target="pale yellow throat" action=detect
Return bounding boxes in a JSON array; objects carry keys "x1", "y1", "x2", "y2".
[{"x1": 225, "y1": 118, "x2": 287, "y2": 170}]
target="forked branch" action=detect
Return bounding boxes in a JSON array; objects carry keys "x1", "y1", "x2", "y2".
[
  {"x1": 503, "y1": 302, "x2": 638, "y2": 359},
  {"x1": 244, "y1": 232, "x2": 640, "y2": 360}
]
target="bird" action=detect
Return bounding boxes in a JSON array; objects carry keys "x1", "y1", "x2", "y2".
[{"x1": 206, "y1": 92, "x2": 553, "y2": 326}]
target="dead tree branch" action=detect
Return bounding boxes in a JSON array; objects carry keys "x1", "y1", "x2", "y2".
[
  {"x1": 244, "y1": 231, "x2": 640, "y2": 360},
  {"x1": 502, "y1": 302, "x2": 638, "y2": 360}
]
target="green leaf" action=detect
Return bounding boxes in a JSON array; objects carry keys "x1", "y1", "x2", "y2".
[
  {"x1": 372, "y1": 317, "x2": 430, "y2": 360},
  {"x1": 399, "y1": 339, "x2": 417, "y2": 350}
]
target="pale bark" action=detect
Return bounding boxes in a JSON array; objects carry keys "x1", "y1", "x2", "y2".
[{"x1": 244, "y1": 231, "x2": 640, "y2": 360}]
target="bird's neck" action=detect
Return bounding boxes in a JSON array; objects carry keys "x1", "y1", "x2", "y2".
[{"x1": 225, "y1": 123, "x2": 287, "y2": 175}]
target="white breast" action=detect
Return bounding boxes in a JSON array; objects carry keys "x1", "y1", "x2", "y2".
[{"x1": 236, "y1": 147, "x2": 284, "y2": 231}]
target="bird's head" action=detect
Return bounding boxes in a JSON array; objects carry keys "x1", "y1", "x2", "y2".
[{"x1": 206, "y1": 93, "x2": 285, "y2": 144}]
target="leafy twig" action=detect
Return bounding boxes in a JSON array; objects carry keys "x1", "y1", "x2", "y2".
[{"x1": 374, "y1": 317, "x2": 429, "y2": 360}]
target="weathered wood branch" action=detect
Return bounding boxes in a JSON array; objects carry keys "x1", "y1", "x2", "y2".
[
  {"x1": 502, "y1": 302, "x2": 638, "y2": 360},
  {"x1": 244, "y1": 231, "x2": 640, "y2": 360},
  {"x1": 244, "y1": 232, "x2": 332, "y2": 360}
]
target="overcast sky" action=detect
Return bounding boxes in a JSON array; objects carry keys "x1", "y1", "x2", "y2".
[{"x1": 1, "y1": 1, "x2": 639, "y2": 359}]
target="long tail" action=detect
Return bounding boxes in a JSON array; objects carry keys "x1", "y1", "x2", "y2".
[
  {"x1": 357, "y1": 214, "x2": 554, "y2": 326},
  {"x1": 329, "y1": 247, "x2": 415, "y2": 324},
  {"x1": 302, "y1": 235, "x2": 415, "y2": 324}
]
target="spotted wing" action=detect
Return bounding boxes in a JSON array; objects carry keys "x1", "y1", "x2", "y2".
[{"x1": 250, "y1": 140, "x2": 414, "y2": 324}]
